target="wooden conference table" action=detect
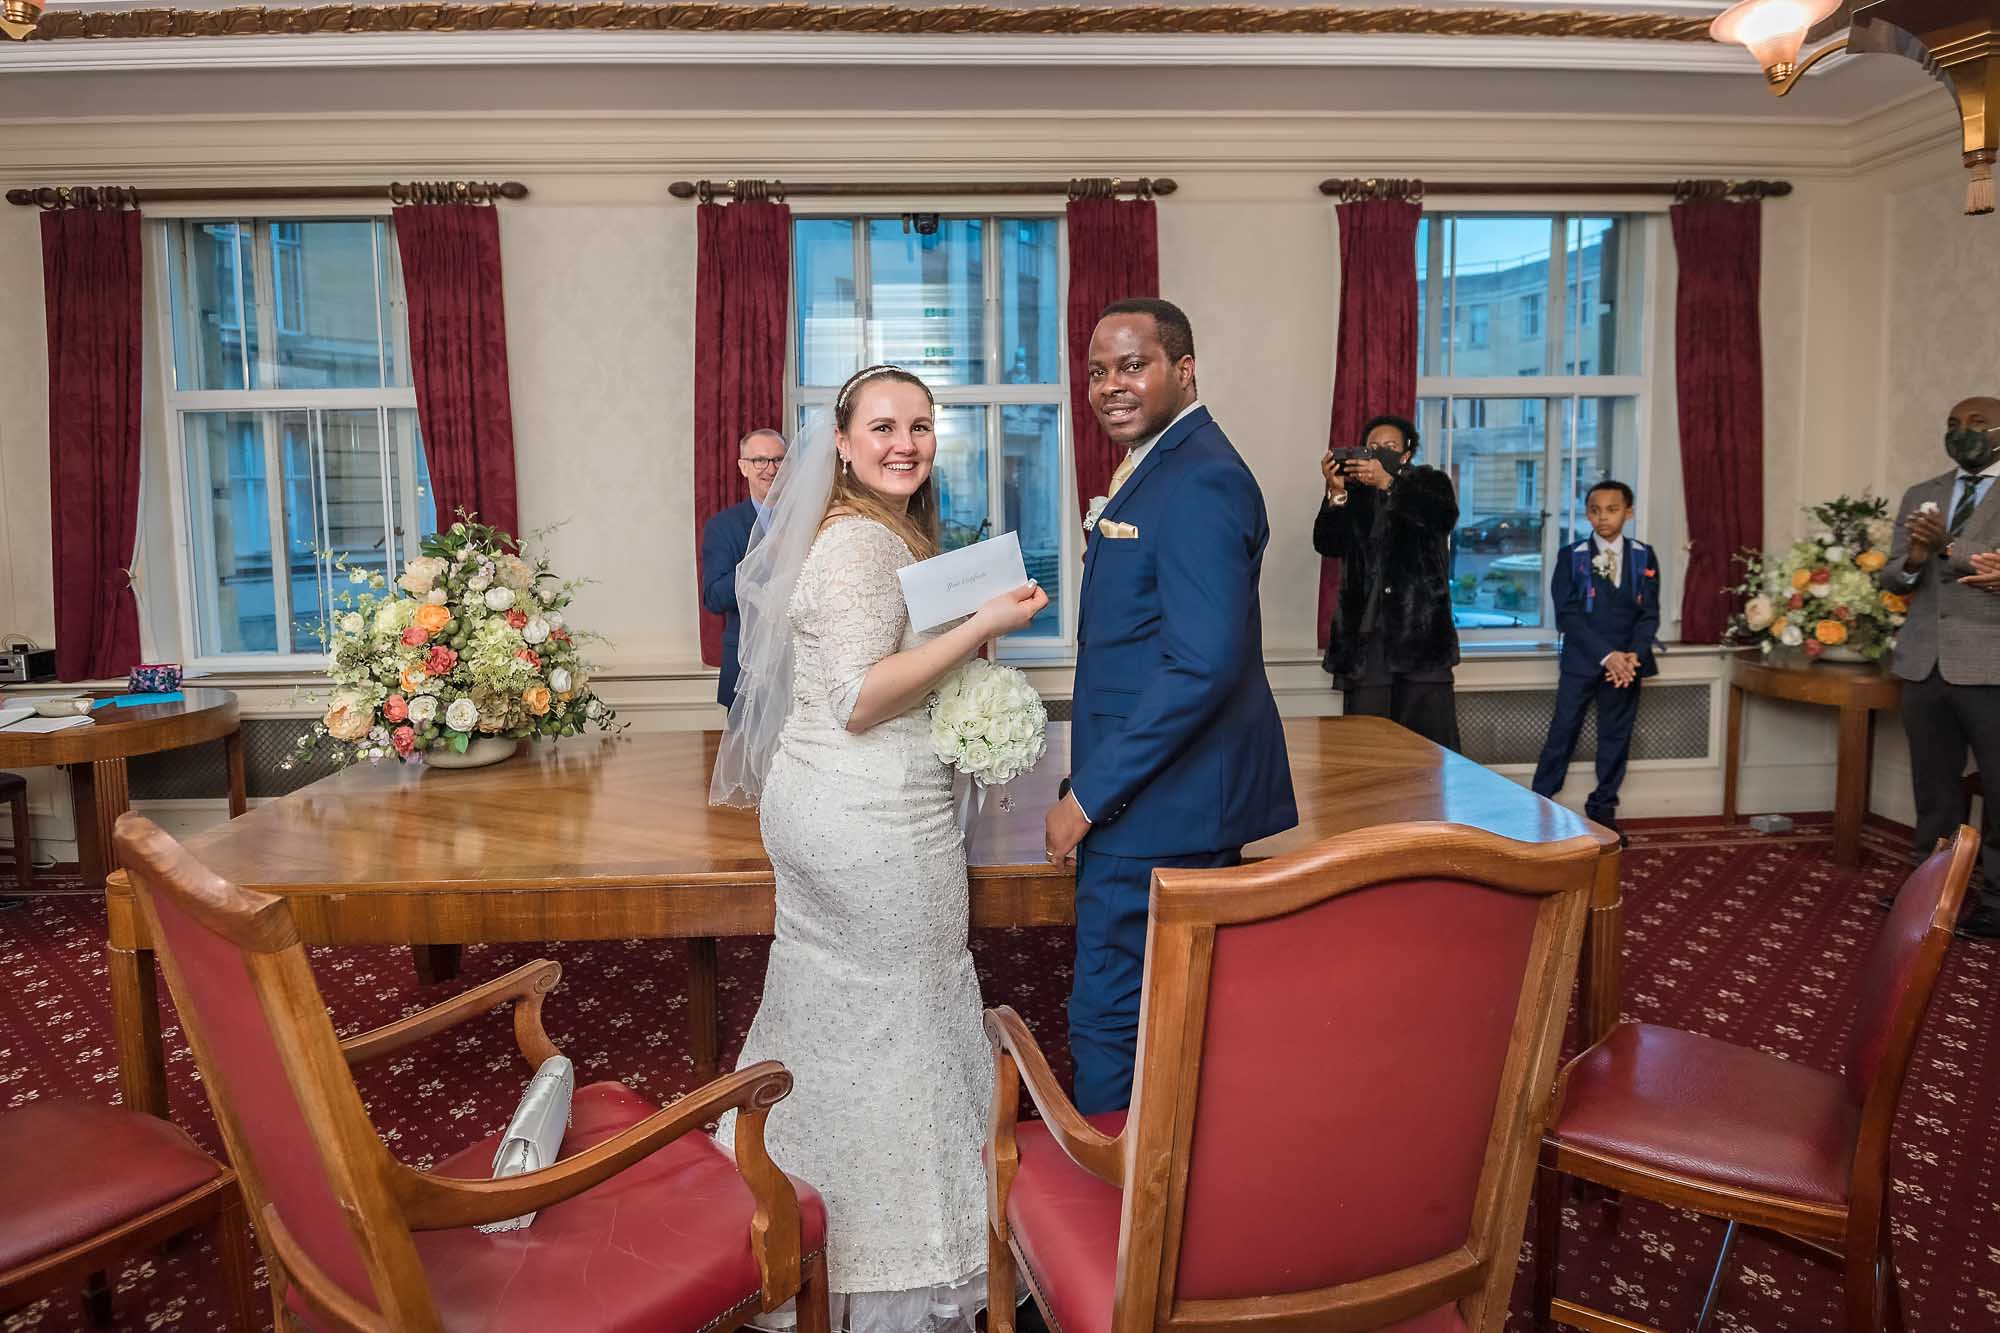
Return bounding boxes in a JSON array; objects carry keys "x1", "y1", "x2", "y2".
[{"x1": 103, "y1": 716, "x2": 1622, "y2": 1119}]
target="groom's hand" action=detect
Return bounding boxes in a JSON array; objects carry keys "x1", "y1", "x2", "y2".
[{"x1": 1045, "y1": 791, "x2": 1090, "y2": 865}]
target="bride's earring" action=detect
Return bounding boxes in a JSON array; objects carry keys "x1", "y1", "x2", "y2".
[{"x1": 839, "y1": 454, "x2": 850, "y2": 476}]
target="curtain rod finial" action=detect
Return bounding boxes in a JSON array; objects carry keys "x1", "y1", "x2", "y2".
[{"x1": 669, "y1": 180, "x2": 699, "y2": 200}]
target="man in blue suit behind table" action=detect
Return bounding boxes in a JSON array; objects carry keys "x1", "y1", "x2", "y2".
[
  {"x1": 1531, "y1": 479, "x2": 1662, "y2": 841},
  {"x1": 1044, "y1": 298, "x2": 1297, "y2": 1114},
  {"x1": 700, "y1": 428, "x2": 787, "y2": 709}
]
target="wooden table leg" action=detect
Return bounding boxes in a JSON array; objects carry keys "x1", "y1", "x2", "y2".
[
  {"x1": 1722, "y1": 683, "x2": 1745, "y2": 824},
  {"x1": 1576, "y1": 849, "x2": 1624, "y2": 1046},
  {"x1": 688, "y1": 936, "x2": 720, "y2": 1082},
  {"x1": 411, "y1": 945, "x2": 463, "y2": 985},
  {"x1": 1833, "y1": 705, "x2": 1873, "y2": 868},
  {"x1": 108, "y1": 943, "x2": 169, "y2": 1118},
  {"x1": 223, "y1": 728, "x2": 248, "y2": 819}
]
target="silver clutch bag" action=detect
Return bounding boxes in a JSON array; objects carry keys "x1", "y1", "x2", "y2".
[{"x1": 475, "y1": 1055, "x2": 574, "y2": 1234}]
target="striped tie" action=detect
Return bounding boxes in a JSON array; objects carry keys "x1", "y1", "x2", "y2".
[
  {"x1": 1950, "y1": 473, "x2": 1985, "y2": 534},
  {"x1": 1108, "y1": 450, "x2": 1139, "y2": 499}
]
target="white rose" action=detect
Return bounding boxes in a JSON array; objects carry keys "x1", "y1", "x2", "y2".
[
  {"x1": 338, "y1": 612, "x2": 364, "y2": 635},
  {"x1": 1780, "y1": 623, "x2": 1804, "y2": 647},
  {"x1": 407, "y1": 695, "x2": 439, "y2": 726},
  {"x1": 467, "y1": 572, "x2": 493, "y2": 593},
  {"x1": 483, "y1": 586, "x2": 515, "y2": 612},
  {"x1": 963, "y1": 738, "x2": 994, "y2": 772},
  {"x1": 1822, "y1": 545, "x2": 1848, "y2": 565},
  {"x1": 586, "y1": 698, "x2": 605, "y2": 719},
  {"x1": 1815, "y1": 530, "x2": 1835, "y2": 544},
  {"x1": 522, "y1": 617, "x2": 550, "y2": 645},
  {"x1": 496, "y1": 555, "x2": 536, "y2": 591},
  {"x1": 545, "y1": 611, "x2": 565, "y2": 629},
  {"x1": 445, "y1": 697, "x2": 479, "y2": 732},
  {"x1": 426, "y1": 589, "x2": 448, "y2": 606},
  {"x1": 549, "y1": 666, "x2": 573, "y2": 694},
  {"x1": 1742, "y1": 596, "x2": 1774, "y2": 632}
]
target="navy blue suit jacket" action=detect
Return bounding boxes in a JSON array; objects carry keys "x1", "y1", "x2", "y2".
[
  {"x1": 1552, "y1": 535, "x2": 1663, "y2": 680},
  {"x1": 1071, "y1": 406, "x2": 1298, "y2": 858},
  {"x1": 700, "y1": 498, "x2": 758, "y2": 707}
]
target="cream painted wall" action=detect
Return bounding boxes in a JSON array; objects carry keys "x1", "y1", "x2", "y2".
[{"x1": 0, "y1": 90, "x2": 1981, "y2": 851}]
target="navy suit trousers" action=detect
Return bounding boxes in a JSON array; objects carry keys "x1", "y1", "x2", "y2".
[{"x1": 1531, "y1": 673, "x2": 1641, "y2": 814}]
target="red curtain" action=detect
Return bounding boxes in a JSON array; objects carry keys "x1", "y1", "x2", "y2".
[
  {"x1": 43, "y1": 207, "x2": 144, "y2": 682},
  {"x1": 1321, "y1": 199, "x2": 1422, "y2": 648},
  {"x1": 394, "y1": 204, "x2": 521, "y2": 538},
  {"x1": 1669, "y1": 198, "x2": 1763, "y2": 644},
  {"x1": 1065, "y1": 198, "x2": 1159, "y2": 513},
  {"x1": 692, "y1": 199, "x2": 791, "y2": 667}
]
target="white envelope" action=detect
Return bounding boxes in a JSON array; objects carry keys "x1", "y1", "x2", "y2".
[{"x1": 897, "y1": 531, "x2": 1031, "y2": 631}]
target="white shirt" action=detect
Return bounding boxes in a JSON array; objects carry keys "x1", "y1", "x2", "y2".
[{"x1": 1593, "y1": 532, "x2": 1624, "y2": 587}]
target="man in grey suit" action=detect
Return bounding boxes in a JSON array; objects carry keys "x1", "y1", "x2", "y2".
[{"x1": 1881, "y1": 395, "x2": 2000, "y2": 938}]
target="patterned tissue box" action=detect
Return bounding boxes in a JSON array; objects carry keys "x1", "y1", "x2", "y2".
[{"x1": 128, "y1": 664, "x2": 182, "y2": 693}]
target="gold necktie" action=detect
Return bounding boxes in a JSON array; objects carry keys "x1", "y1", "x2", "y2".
[
  {"x1": 1108, "y1": 450, "x2": 1139, "y2": 499},
  {"x1": 1606, "y1": 546, "x2": 1620, "y2": 585}
]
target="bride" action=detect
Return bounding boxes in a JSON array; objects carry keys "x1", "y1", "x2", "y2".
[{"x1": 710, "y1": 363, "x2": 1047, "y2": 1333}]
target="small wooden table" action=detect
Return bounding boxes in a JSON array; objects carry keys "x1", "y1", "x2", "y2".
[
  {"x1": 0, "y1": 688, "x2": 245, "y2": 892},
  {"x1": 1722, "y1": 656, "x2": 1903, "y2": 867},
  {"x1": 103, "y1": 716, "x2": 1621, "y2": 1119}
]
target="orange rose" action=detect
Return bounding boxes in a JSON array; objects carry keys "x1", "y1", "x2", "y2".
[
  {"x1": 400, "y1": 666, "x2": 428, "y2": 693},
  {"x1": 1854, "y1": 550, "x2": 1888, "y2": 573},
  {"x1": 522, "y1": 685, "x2": 552, "y2": 716},
  {"x1": 414, "y1": 603, "x2": 452, "y2": 634},
  {"x1": 1815, "y1": 619, "x2": 1848, "y2": 645},
  {"x1": 1879, "y1": 592, "x2": 1908, "y2": 614},
  {"x1": 1790, "y1": 568, "x2": 1813, "y2": 591},
  {"x1": 1769, "y1": 617, "x2": 1789, "y2": 638}
]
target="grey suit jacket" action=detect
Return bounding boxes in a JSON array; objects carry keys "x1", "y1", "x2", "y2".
[{"x1": 1880, "y1": 469, "x2": 2000, "y2": 685}]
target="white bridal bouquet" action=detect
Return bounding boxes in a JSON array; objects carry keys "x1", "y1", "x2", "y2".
[{"x1": 929, "y1": 657, "x2": 1048, "y2": 787}]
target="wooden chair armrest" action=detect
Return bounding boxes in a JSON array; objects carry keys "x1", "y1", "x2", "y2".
[
  {"x1": 391, "y1": 1061, "x2": 798, "y2": 1233},
  {"x1": 340, "y1": 959, "x2": 562, "y2": 1069},
  {"x1": 984, "y1": 1006, "x2": 1123, "y2": 1187}
]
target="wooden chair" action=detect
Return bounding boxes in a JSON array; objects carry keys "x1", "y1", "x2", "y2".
[
  {"x1": 1534, "y1": 824, "x2": 1978, "y2": 1333},
  {"x1": 0, "y1": 1100, "x2": 257, "y2": 1330},
  {"x1": 985, "y1": 822, "x2": 1601, "y2": 1333},
  {"x1": 112, "y1": 811, "x2": 832, "y2": 1333}
]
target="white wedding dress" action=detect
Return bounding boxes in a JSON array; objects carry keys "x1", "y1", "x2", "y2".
[{"x1": 718, "y1": 516, "x2": 994, "y2": 1333}]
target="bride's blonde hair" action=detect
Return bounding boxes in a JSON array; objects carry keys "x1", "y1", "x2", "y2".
[{"x1": 827, "y1": 364, "x2": 941, "y2": 560}]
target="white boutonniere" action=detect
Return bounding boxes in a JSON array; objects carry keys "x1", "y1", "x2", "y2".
[
  {"x1": 1591, "y1": 549, "x2": 1616, "y2": 580},
  {"x1": 1083, "y1": 495, "x2": 1109, "y2": 533}
]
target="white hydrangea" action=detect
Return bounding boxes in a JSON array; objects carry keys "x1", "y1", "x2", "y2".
[
  {"x1": 928, "y1": 658, "x2": 1048, "y2": 788},
  {"x1": 445, "y1": 697, "x2": 479, "y2": 732}
]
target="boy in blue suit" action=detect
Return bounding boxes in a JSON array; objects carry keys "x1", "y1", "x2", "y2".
[
  {"x1": 1531, "y1": 480, "x2": 1661, "y2": 837},
  {"x1": 1044, "y1": 298, "x2": 1297, "y2": 1114}
]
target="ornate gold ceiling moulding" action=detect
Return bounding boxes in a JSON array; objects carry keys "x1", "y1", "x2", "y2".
[{"x1": 16, "y1": 4, "x2": 1716, "y2": 43}]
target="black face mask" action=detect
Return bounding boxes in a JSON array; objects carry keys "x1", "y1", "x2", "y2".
[
  {"x1": 1370, "y1": 445, "x2": 1408, "y2": 475},
  {"x1": 1945, "y1": 425, "x2": 1999, "y2": 472}
]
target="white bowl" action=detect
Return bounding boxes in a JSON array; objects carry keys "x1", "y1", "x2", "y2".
[{"x1": 32, "y1": 696, "x2": 94, "y2": 717}]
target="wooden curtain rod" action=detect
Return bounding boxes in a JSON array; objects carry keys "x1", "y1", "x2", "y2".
[
  {"x1": 1319, "y1": 177, "x2": 1792, "y2": 202},
  {"x1": 669, "y1": 177, "x2": 1175, "y2": 203},
  {"x1": 5, "y1": 181, "x2": 531, "y2": 209}
]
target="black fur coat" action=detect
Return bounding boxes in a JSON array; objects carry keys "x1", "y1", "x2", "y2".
[{"x1": 1313, "y1": 464, "x2": 1461, "y2": 679}]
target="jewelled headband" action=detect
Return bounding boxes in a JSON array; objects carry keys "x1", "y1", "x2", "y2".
[{"x1": 835, "y1": 363, "x2": 912, "y2": 417}]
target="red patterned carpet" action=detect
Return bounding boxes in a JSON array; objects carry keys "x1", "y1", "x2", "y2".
[{"x1": 2, "y1": 814, "x2": 1996, "y2": 1333}]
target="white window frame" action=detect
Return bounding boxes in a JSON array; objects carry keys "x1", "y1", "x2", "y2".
[
  {"x1": 785, "y1": 206, "x2": 1077, "y2": 657},
  {"x1": 1417, "y1": 206, "x2": 1663, "y2": 647},
  {"x1": 152, "y1": 209, "x2": 422, "y2": 671}
]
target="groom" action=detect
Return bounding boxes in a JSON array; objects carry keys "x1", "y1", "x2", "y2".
[{"x1": 1045, "y1": 297, "x2": 1297, "y2": 1115}]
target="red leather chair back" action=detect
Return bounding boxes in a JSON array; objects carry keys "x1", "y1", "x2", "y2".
[
  {"x1": 1172, "y1": 876, "x2": 1543, "y2": 1300},
  {"x1": 121, "y1": 819, "x2": 385, "y2": 1318},
  {"x1": 1838, "y1": 833, "x2": 1973, "y2": 1111}
]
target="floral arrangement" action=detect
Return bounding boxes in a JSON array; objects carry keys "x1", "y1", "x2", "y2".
[
  {"x1": 293, "y1": 516, "x2": 619, "y2": 766},
  {"x1": 1726, "y1": 493, "x2": 1908, "y2": 663},
  {"x1": 928, "y1": 658, "x2": 1048, "y2": 787}
]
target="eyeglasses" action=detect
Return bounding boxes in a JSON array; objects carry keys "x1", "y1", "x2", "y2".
[{"x1": 742, "y1": 456, "x2": 785, "y2": 472}]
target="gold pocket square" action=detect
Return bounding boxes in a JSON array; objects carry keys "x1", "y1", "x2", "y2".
[{"x1": 1099, "y1": 520, "x2": 1140, "y2": 540}]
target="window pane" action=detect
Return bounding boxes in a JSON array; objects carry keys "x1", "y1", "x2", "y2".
[
  {"x1": 268, "y1": 221, "x2": 391, "y2": 389},
  {"x1": 867, "y1": 218, "x2": 984, "y2": 386},
  {"x1": 1000, "y1": 403, "x2": 1063, "y2": 637},
  {"x1": 387, "y1": 409, "x2": 437, "y2": 547},
  {"x1": 184, "y1": 411, "x2": 277, "y2": 654},
  {"x1": 1565, "y1": 217, "x2": 1643, "y2": 377},
  {"x1": 932, "y1": 405, "x2": 990, "y2": 550},
  {"x1": 998, "y1": 219, "x2": 1062, "y2": 384},
  {"x1": 171, "y1": 222, "x2": 256, "y2": 391},
  {"x1": 1428, "y1": 216, "x2": 1553, "y2": 378},
  {"x1": 795, "y1": 218, "x2": 860, "y2": 387},
  {"x1": 1436, "y1": 396, "x2": 1547, "y2": 629},
  {"x1": 1555, "y1": 396, "x2": 1641, "y2": 549},
  {"x1": 285, "y1": 410, "x2": 398, "y2": 650}
]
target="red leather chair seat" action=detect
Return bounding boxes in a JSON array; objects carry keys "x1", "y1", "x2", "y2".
[
  {"x1": 0, "y1": 1101, "x2": 224, "y2": 1274},
  {"x1": 412, "y1": 1082, "x2": 827, "y2": 1333},
  {"x1": 1006, "y1": 1113, "x2": 1467, "y2": 1333},
  {"x1": 1550, "y1": 1023, "x2": 1858, "y2": 1207}
]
